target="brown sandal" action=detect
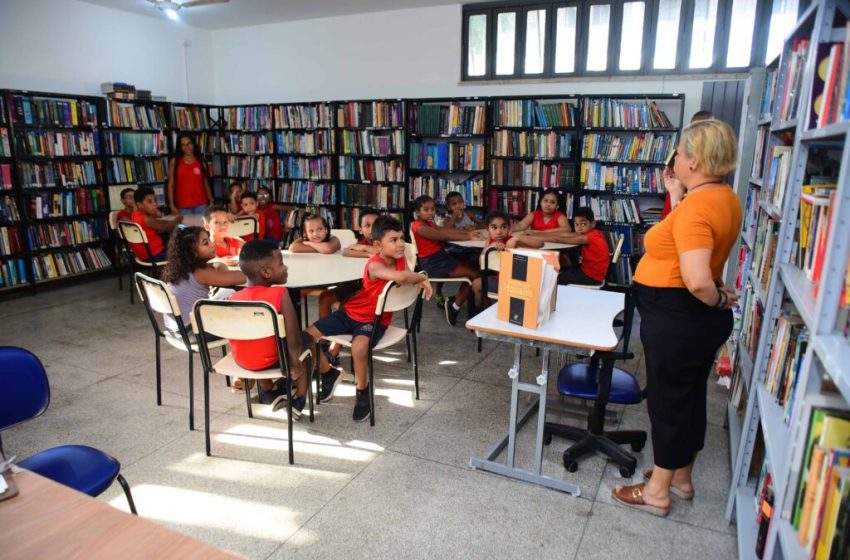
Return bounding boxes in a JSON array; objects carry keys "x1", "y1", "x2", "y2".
[
  {"x1": 642, "y1": 469, "x2": 695, "y2": 500},
  {"x1": 612, "y1": 483, "x2": 670, "y2": 517}
]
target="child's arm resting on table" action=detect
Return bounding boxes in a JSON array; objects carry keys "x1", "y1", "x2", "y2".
[
  {"x1": 368, "y1": 261, "x2": 433, "y2": 300},
  {"x1": 541, "y1": 231, "x2": 588, "y2": 245},
  {"x1": 289, "y1": 237, "x2": 341, "y2": 254},
  {"x1": 510, "y1": 212, "x2": 535, "y2": 234},
  {"x1": 416, "y1": 222, "x2": 481, "y2": 242},
  {"x1": 342, "y1": 242, "x2": 378, "y2": 258},
  {"x1": 144, "y1": 214, "x2": 183, "y2": 232},
  {"x1": 506, "y1": 236, "x2": 545, "y2": 249},
  {"x1": 194, "y1": 265, "x2": 246, "y2": 287}
]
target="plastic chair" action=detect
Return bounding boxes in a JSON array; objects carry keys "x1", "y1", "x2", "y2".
[
  {"x1": 135, "y1": 273, "x2": 229, "y2": 431},
  {"x1": 543, "y1": 351, "x2": 646, "y2": 477},
  {"x1": 118, "y1": 220, "x2": 166, "y2": 304},
  {"x1": 564, "y1": 234, "x2": 624, "y2": 290},
  {"x1": 318, "y1": 280, "x2": 425, "y2": 426},
  {"x1": 230, "y1": 215, "x2": 258, "y2": 239},
  {"x1": 108, "y1": 210, "x2": 131, "y2": 292},
  {"x1": 331, "y1": 228, "x2": 357, "y2": 248},
  {"x1": 0, "y1": 347, "x2": 137, "y2": 514},
  {"x1": 193, "y1": 300, "x2": 314, "y2": 464}
]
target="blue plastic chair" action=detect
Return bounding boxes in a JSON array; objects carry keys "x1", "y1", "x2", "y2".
[{"x1": 0, "y1": 347, "x2": 137, "y2": 514}]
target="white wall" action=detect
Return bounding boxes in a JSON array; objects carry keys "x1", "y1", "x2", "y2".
[
  {"x1": 211, "y1": 4, "x2": 705, "y2": 119},
  {"x1": 0, "y1": 0, "x2": 215, "y2": 103}
]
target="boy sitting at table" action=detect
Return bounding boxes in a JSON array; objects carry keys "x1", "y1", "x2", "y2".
[
  {"x1": 237, "y1": 191, "x2": 266, "y2": 241},
  {"x1": 129, "y1": 186, "x2": 182, "y2": 262},
  {"x1": 228, "y1": 240, "x2": 310, "y2": 416},
  {"x1": 116, "y1": 187, "x2": 136, "y2": 222},
  {"x1": 305, "y1": 215, "x2": 432, "y2": 422},
  {"x1": 204, "y1": 205, "x2": 245, "y2": 261},
  {"x1": 445, "y1": 191, "x2": 483, "y2": 230},
  {"x1": 481, "y1": 210, "x2": 544, "y2": 299},
  {"x1": 545, "y1": 207, "x2": 610, "y2": 286}
]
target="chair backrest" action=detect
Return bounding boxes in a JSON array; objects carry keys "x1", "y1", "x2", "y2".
[
  {"x1": 408, "y1": 226, "x2": 418, "y2": 253},
  {"x1": 479, "y1": 246, "x2": 502, "y2": 272},
  {"x1": 230, "y1": 216, "x2": 258, "y2": 238},
  {"x1": 108, "y1": 210, "x2": 121, "y2": 232},
  {"x1": 0, "y1": 347, "x2": 50, "y2": 431},
  {"x1": 118, "y1": 220, "x2": 149, "y2": 244},
  {"x1": 611, "y1": 233, "x2": 625, "y2": 265},
  {"x1": 193, "y1": 299, "x2": 285, "y2": 341},
  {"x1": 135, "y1": 273, "x2": 181, "y2": 317},
  {"x1": 286, "y1": 208, "x2": 303, "y2": 229},
  {"x1": 404, "y1": 243, "x2": 417, "y2": 271},
  {"x1": 375, "y1": 281, "x2": 421, "y2": 315},
  {"x1": 331, "y1": 228, "x2": 357, "y2": 248}
]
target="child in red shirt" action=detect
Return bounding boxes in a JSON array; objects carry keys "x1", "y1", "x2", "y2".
[
  {"x1": 306, "y1": 215, "x2": 432, "y2": 423},
  {"x1": 256, "y1": 186, "x2": 290, "y2": 242},
  {"x1": 116, "y1": 187, "x2": 136, "y2": 222},
  {"x1": 342, "y1": 208, "x2": 380, "y2": 258},
  {"x1": 204, "y1": 205, "x2": 245, "y2": 262},
  {"x1": 237, "y1": 192, "x2": 266, "y2": 241},
  {"x1": 481, "y1": 210, "x2": 544, "y2": 298},
  {"x1": 228, "y1": 240, "x2": 310, "y2": 417},
  {"x1": 129, "y1": 187, "x2": 182, "y2": 261},
  {"x1": 511, "y1": 190, "x2": 572, "y2": 235},
  {"x1": 548, "y1": 207, "x2": 610, "y2": 286}
]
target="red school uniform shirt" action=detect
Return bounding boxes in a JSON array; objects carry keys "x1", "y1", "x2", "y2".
[
  {"x1": 531, "y1": 209, "x2": 566, "y2": 231},
  {"x1": 265, "y1": 208, "x2": 284, "y2": 240},
  {"x1": 116, "y1": 209, "x2": 133, "y2": 222},
  {"x1": 174, "y1": 158, "x2": 207, "y2": 209},
  {"x1": 129, "y1": 210, "x2": 164, "y2": 259},
  {"x1": 228, "y1": 285, "x2": 288, "y2": 371},
  {"x1": 580, "y1": 229, "x2": 610, "y2": 283},
  {"x1": 411, "y1": 220, "x2": 443, "y2": 258},
  {"x1": 214, "y1": 237, "x2": 243, "y2": 258},
  {"x1": 343, "y1": 254, "x2": 406, "y2": 328}
]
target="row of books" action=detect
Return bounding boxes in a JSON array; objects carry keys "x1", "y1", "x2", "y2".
[
  {"x1": 796, "y1": 183, "x2": 837, "y2": 288},
  {"x1": 580, "y1": 162, "x2": 664, "y2": 193},
  {"x1": 753, "y1": 460, "x2": 775, "y2": 559},
  {"x1": 106, "y1": 157, "x2": 168, "y2": 185},
  {"x1": 581, "y1": 132, "x2": 673, "y2": 163},
  {"x1": 789, "y1": 409, "x2": 850, "y2": 559},
  {"x1": 1, "y1": 164, "x2": 12, "y2": 189},
  {"x1": 275, "y1": 156, "x2": 333, "y2": 180},
  {"x1": 103, "y1": 132, "x2": 166, "y2": 156},
  {"x1": 20, "y1": 160, "x2": 101, "y2": 188},
  {"x1": 489, "y1": 188, "x2": 542, "y2": 217},
  {"x1": 408, "y1": 176, "x2": 485, "y2": 207},
  {"x1": 219, "y1": 132, "x2": 273, "y2": 155},
  {"x1": 223, "y1": 106, "x2": 272, "y2": 130},
  {"x1": 0, "y1": 258, "x2": 26, "y2": 288},
  {"x1": 413, "y1": 104, "x2": 487, "y2": 136},
  {"x1": 0, "y1": 195, "x2": 21, "y2": 222},
  {"x1": 839, "y1": 260, "x2": 850, "y2": 341},
  {"x1": 224, "y1": 155, "x2": 272, "y2": 178},
  {"x1": 763, "y1": 309, "x2": 808, "y2": 424},
  {"x1": 10, "y1": 95, "x2": 98, "y2": 127},
  {"x1": 15, "y1": 130, "x2": 100, "y2": 157},
  {"x1": 740, "y1": 282, "x2": 764, "y2": 360},
  {"x1": 339, "y1": 130, "x2": 404, "y2": 157},
  {"x1": 337, "y1": 102, "x2": 404, "y2": 129},
  {"x1": 492, "y1": 100, "x2": 578, "y2": 128},
  {"x1": 172, "y1": 106, "x2": 210, "y2": 131},
  {"x1": 490, "y1": 160, "x2": 575, "y2": 189},
  {"x1": 26, "y1": 188, "x2": 105, "y2": 219},
  {"x1": 808, "y1": 29, "x2": 850, "y2": 129},
  {"x1": 751, "y1": 211, "x2": 780, "y2": 291},
  {"x1": 340, "y1": 184, "x2": 403, "y2": 209},
  {"x1": 761, "y1": 69, "x2": 779, "y2": 119},
  {"x1": 765, "y1": 145, "x2": 793, "y2": 210},
  {"x1": 582, "y1": 99, "x2": 674, "y2": 129},
  {"x1": 779, "y1": 38, "x2": 810, "y2": 122},
  {"x1": 577, "y1": 195, "x2": 641, "y2": 224},
  {"x1": 107, "y1": 102, "x2": 167, "y2": 130},
  {"x1": 0, "y1": 225, "x2": 23, "y2": 256},
  {"x1": 30, "y1": 246, "x2": 111, "y2": 281},
  {"x1": 491, "y1": 131, "x2": 574, "y2": 160},
  {"x1": 0, "y1": 128, "x2": 10, "y2": 157},
  {"x1": 752, "y1": 127, "x2": 769, "y2": 180},
  {"x1": 26, "y1": 219, "x2": 108, "y2": 250},
  {"x1": 276, "y1": 130, "x2": 335, "y2": 155},
  {"x1": 274, "y1": 104, "x2": 333, "y2": 129},
  {"x1": 408, "y1": 142, "x2": 485, "y2": 171},
  {"x1": 338, "y1": 157, "x2": 404, "y2": 183},
  {"x1": 276, "y1": 181, "x2": 336, "y2": 205}
]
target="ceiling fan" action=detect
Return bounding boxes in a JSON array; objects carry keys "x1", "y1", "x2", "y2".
[{"x1": 147, "y1": 0, "x2": 229, "y2": 13}]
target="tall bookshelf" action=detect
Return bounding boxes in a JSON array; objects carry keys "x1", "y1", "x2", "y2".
[
  {"x1": 488, "y1": 95, "x2": 581, "y2": 224},
  {"x1": 579, "y1": 94, "x2": 684, "y2": 285},
  {"x1": 7, "y1": 90, "x2": 111, "y2": 286},
  {"x1": 0, "y1": 91, "x2": 28, "y2": 292},
  {"x1": 169, "y1": 102, "x2": 220, "y2": 198},
  {"x1": 407, "y1": 97, "x2": 488, "y2": 219},
  {"x1": 335, "y1": 99, "x2": 406, "y2": 229},
  {"x1": 726, "y1": 1, "x2": 850, "y2": 558},
  {"x1": 102, "y1": 98, "x2": 170, "y2": 210},
  {"x1": 272, "y1": 101, "x2": 337, "y2": 225},
  {"x1": 218, "y1": 104, "x2": 274, "y2": 197}
]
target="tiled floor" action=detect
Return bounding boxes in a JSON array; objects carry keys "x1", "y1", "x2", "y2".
[{"x1": 1, "y1": 278, "x2": 738, "y2": 559}]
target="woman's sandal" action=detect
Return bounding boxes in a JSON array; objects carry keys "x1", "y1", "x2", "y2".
[
  {"x1": 642, "y1": 469, "x2": 695, "y2": 500},
  {"x1": 611, "y1": 483, "x2": 670, "y2": 517}
]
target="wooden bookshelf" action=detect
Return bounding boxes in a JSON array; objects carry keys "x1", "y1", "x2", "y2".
[{"x1": 217, "y1": 104, "x2": 274, "y2": 197}]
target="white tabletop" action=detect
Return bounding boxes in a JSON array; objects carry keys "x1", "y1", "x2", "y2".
[
  {"x1": 452, "y1": 239, "x2": 576, "y2": 250},
  {"x1": 465, "y1": 286, "x2": 624, "y2": 351},
  {"x1": 213, "y1": 251, "x2": 367, "y2": 290}
]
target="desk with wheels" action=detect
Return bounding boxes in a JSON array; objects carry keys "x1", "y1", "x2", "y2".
[{"x1": 464, "y1": 286, "x2": 627, "y2": 496}]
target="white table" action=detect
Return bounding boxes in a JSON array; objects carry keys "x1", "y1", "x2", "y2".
[
  {"x1": 451, "y1": 239, "x2": 576, "y2": 250},
  {"x1": 212, "y1": 251, "x2": 366, "y2": 290},
  {"x1": 465, "y1": 286, "x2": 624, "y2": 495}
]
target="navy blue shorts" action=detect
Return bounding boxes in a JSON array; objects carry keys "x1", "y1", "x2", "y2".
[
  {"x1": 419, "y1": 249, "x2": 463, "y2": 278},
  {"x1": 557, "y1": 266, "x2": 602, "y2": 286},
  {"x1": 312, "y1": 309, "x2": 386, "y2": 346}
]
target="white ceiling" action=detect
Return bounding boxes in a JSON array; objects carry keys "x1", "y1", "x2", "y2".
[{"x1": 78, "y1": 0, "x2": 484, "y2": 29}]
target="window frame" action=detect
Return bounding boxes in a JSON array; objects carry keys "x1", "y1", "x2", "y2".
[
  {"x1": 582, "y1": 0, "x2": 615, "y2": 76},
  {"x1": 462, "y1": 8, "x2": 492, "y2": 80},
  {"x1": 550, "y1": 1, "x2": 583, "y2": 77},
  {"x1": 613, "y1": 0, "x2": 653, "y2": 75},
  {"x1": 493, "y1": 7, "x2": 521, "y2": 78},
  {"x1": 518, "y1": 4, "x2": 553, "y2": 77}
]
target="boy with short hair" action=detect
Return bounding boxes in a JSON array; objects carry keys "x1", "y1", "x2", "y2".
[
  {"x1": 227, "y1": 240, "x2": 309, "y2": 417},
  {"x1": 445, "y1": 191, "x2": 483, "y2": 230},
  {"x1": 130, "y1": 186, "x2": 182, "y2": 261},
  {"x1": 306, "y1": 215, "x2": 432, "y2": 422},
  {"x1": 116, "y1": 187, "x2": 136, "y2": 222},
  {"x1": 342, "y1": 208, "x2": 380, "y2": 258},
  {"x1": 548, "y1": 207, "x2": 610, "y2": 286},
  {"x1": 204, "y1": 205, "x2": 245, "y2": 260},
  {"x1": 238, "y1": 192, "x2": 266, "y2": 241}
]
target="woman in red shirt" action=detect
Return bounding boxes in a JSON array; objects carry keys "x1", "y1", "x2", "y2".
[{"x1": 167, "y1": 134, "x2": 213, "y2": 217}]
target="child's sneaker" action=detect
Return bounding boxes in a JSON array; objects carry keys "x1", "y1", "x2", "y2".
[
  {"x1": 444, "y1": 296, "x2": 460, "y2": 326},
  {"x1": 317, "y1": 368, "x2": 342, "y2": 403},
  {"x1": 320, "y1": 341, "x2": 340, "y2": 368},
  {"x1": 353, "y1": 385, "x2": 371, "y2": 423},
  {"x1": 286, "y1": 395, "x2": 306, "y2": 421}
]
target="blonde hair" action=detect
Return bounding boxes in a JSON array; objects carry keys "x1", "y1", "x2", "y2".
[{"x1": 680, "y1": 119, "x2": 737, "y2": 176}]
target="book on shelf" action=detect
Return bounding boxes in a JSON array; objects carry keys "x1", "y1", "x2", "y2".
[
  {"x1": 409, "y1": 176, "x2": 485, "y2": 207},
  {"x1": 796, "y1": 183, "x2": 837, "y2": 288},
  {"x1": 409, "y1": 142, "x2": 485, "y2": 171},
  {"x1": 224, "y1": 106, "x2": 272, "y2": 130},
  {"x1": 754, "y1": 461, "x2": 775, "y2": 559},
  {"x1": 275, "y1": 156, "x2": 333, "y2": 180},
  {"x1": 490, "y1": 160, "x2": 575, "y2": 189},
  {"x1": 0, "y1": 128, "x2": 10, "y2": 157},
  {"x1": 752, "y1": 127, "x2": 768, "y2": 179},
  {"x1": 0, "y1": 225, "x2": 23, "y2": 256},
  {"x1": 489, "y1": 189, "x2": 551, "y2": 218},
  {"x1": 27, "y1": 188, "x2": 105, "y2": 219},
  {"x1": 0, "y1": 195, "x2": 21, "y2": 222},
  {"x1": 340, "y1": 184, "x2": 402, "y2": 209},
  {"x1": 107, "y1": 101, "x2": 167, "y2": 130},
  {"x1": 0, "y1": 258, "x2": 27, "y2": 288},
  {"x1": 220, "y1": 132, "x2": 273, "y2": 155},
  {"x1": 224, "y1": 155, "x2": 272, "y2": 179},
  {"x1": 743, "y1": 189, "x2": 759, "y2": 242},
  {"x1": 751, "y1": 212, "x2": 779, "y2": 292},
  {"x1": 580, "y1": 162, "x2": 664, "y2": 193},
  {"x1": 740, "y1": 283, "x2": 764, "y2": 359},
  {"x1": 26, "y1": 219, "x2": 107, "y2": 250},
  {"x1": 838, "y1": 259, "x2": 850, "y2": 341},
  {"x1": 20, "y1": 160, "x2": 100, "y2": 188},
  {"x1": 582, "y1": 99, "x2": 674, "y2": 128},
  {"x1": 10, "y1": 95, "x2": 98, "y2": 127},
  {"x1": 581, "y1": 132, "x2": 673, "y2": 163},
  {"x1": 274, "y1": 104, "x2": 333, "y2": 129},
  {"x1": 763, "y1": 309, "x2": 809, "y2": 423},
  {"x1": 16, "y1": 130, "x2": 100, "y2": 157},
  {"x1": 762, "y1": 69, "x2": 779, "y2": 119},
  {"x1": 578, "y1": 195, "x2": 641, "y2": 225},
  {"x1": 172, "y1": 106, "x2": 210, "y2": 130},
  {"x1": 30, "y1": 246, "x2": 111, "y2": 281},
  {"x1": 809, "y1": 41, "x2": 844, "y2": 129},
  {"x1": 276, "y1": 181, "x2": 336, "y2": 205},
  {"x1": 336, "y1": 101, "x2": 404, "y2": 128},
  {"x1": 338, "y1": 157, "x2": 404, "y2": 182},
  {"x1": 491, "y1": 130, "x2": 574, "y2": 159},
  {"x1": 339, "y1": 130, "x2": 403, "y2": 156},
  {"x1": 103, "y1": 132, "x2": 165, "y2": 156},
  {"x1": 779, "y1": 38, "x2": 811, "y2": 122},
  {"x1": 735, "y1": 243, "x2": 753, "y2": 294},
  {"x1": 413, "y1": 103, "x2": 487, "y2": 136},
  {"x1": 106, "y1": 157, "x2": 167, "y2": 185},
  {"x1": 1, "y1": 164, "x2": 13, "y2": 189},
  {"x1": 493, "y1": 100, "x2": 578, "y2": 128},
  {"x1": 275, "y1": 130, "x2": 335, "y2": 155}
]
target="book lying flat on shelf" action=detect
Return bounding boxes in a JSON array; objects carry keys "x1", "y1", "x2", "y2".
[{"x1": 497, "y1": 249, "x2": 558, "y2": 329}]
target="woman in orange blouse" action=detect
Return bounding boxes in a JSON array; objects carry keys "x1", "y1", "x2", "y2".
[{"x1": 613, "y1": 120, "x2": 742, "y2": 517}]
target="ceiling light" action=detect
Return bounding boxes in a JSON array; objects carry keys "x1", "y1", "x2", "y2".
[{"x1": 164, "y1": 7, "x2": 180, "y2": 21}]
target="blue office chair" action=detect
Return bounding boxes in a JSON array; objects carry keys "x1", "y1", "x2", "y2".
[
  {"x1": 543, "y1": 352, "x2": 647, "y2": 477},
  {"x1": 0, "y1": 347, "x2": 137, "y2": 514}
]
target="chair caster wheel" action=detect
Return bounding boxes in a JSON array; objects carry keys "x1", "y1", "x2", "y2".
[
  {"x1": 562, "y1": 452, "x2": 578, "y2": 472},
  {"x1": 543, "y1": 432, "x2": 552, "y2": 446},
  {"x1": 619, "y1": 465, "x2": 636, "y2": 478},
  {"x1": 631, "y1": 439, "x2": 646, "y2": 452}
]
